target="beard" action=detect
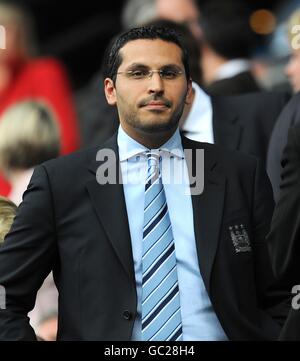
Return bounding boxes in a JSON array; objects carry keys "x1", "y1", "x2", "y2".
[{"x1": 120, "y1": 101, "x2": 185, "y2": 134}]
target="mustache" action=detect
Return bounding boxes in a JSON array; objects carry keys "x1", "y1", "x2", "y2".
[{"x1": 138, "y1": 96, "x2": 172, "y2": 108}]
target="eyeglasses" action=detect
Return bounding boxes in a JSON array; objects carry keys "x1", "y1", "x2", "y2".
[{"x1": 117, "y1": 69, "x2": 184, "y2": 80}]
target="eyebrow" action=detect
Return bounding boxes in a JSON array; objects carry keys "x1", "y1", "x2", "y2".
[{"x1": 125, "y1": 63, "x2": 183, "y2": 71}]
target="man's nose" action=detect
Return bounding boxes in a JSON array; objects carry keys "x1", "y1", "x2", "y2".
[{"x1": 147, "y1": 72, "x2": 164, "y2": 94}]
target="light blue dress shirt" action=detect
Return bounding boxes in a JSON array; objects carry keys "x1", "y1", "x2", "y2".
[{"x1": 117, "y1": 125, "x2": 228, "y2": 341}]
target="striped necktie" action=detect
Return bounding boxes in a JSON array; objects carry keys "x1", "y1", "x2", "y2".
[{"x1": 141, "y1": 150, "x2": 183, "y2": 341}]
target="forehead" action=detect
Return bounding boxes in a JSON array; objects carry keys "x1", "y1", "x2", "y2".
[{"x1": 119, "y1": 39, "x2": 184, "y2": 69}]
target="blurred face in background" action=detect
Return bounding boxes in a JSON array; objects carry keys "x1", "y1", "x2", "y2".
[
  {"x1": 0, "y1": 4, "x2": 32, "y2": 65},
  {"x1": 157, "y1": 0, "x2": 202, "y2": 40},
  {"x1": 0, "y1": 21, "x2": 24, "y2": 63},
  {"x1": 285, "y1": 50, "x2": 300, "y2": 93}
]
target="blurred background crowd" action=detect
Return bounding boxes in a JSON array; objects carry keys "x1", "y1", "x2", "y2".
[{"x1": 1, "y1": 0, "x2": 300, "y2": 340}]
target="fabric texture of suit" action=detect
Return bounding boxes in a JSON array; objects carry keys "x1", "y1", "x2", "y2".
[
  {"x1": 268, "y1": 123, "x2": 300, "y2": 340},
  {"x1": 0, "y1": 133, "x2": 290, "y2": 341},
  {"x1": 267, "y1": 92, "x2": 300, "y2": 202},
  {"x1": 205, "y1": 71, "x2": 260, "y2": 96},
  {"x1": 209, "y1": 92, "x2": 290, "y2": 166}
]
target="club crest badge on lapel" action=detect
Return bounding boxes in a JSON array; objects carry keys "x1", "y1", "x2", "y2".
[{"x1": 229, "y1": 224, "x2": 251, "y2": 253}]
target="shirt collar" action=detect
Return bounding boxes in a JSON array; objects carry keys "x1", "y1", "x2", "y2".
[
  {"x1": 117, "y1": 125, "x2": 184, "y2": 162},
  {"x1": 181, "y1": 82, "x2": 212, "y2": 133},
  {"x1": 214, "y1": 59, "x2": 251, "y2": 81}
]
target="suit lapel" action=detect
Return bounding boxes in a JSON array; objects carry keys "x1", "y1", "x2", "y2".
[
  {"x1": 211, "y1": 96, "x2": 242, "y2": 151},
  {"x1": 182, "y1": 137, "x2": 226, "y2": 294},
  {"x1": 86, "y1": 134, "x2": 135, "y2": 286}
]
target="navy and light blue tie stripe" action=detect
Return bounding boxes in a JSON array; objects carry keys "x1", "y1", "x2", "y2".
[{"x1": 141, "y1": 151, "x2": 183, "y2": 341}]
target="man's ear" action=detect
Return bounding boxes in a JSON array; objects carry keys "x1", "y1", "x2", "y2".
[
  {"x1": 104, "y1": 78, "x2": 117, "y2": 105},
  {"x1": 185, "y1": 78, "x2": 194, "y2": 105}
]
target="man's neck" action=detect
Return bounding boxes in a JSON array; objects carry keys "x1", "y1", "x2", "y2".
[{"x1": 120, "y1": 125, "x2": 178, "y2": 149}]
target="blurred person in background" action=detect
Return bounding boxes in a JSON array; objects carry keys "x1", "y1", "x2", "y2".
[
  {"x1": 0, "y1": 100, "x2": 60, "y2": 206},
  {"x1": 267, "y1": 93, "x2": 300, "y2": 201},
  {"x1": 0, "y1": 1, "x2": 80, "y2": 196},
  {"x1": 122, "y1": 0, "x2": 201, "y2": 39},
  {"x1": 0, "y1": 100, "x2": 59, "y2": 341},
  {"x1": 199, "y1": 0, "x2": 260, "y2": 96},
  {"x1": 267, "y1": 9, "x2": 300, "y2": 200}
]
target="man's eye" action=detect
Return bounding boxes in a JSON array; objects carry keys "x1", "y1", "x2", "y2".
[
  {"x1": 161, "y1": 70, "x2": 177, "y2": 79},
  {"x1": 130, "y1": 70, "x2": 148, "y2": 78}
]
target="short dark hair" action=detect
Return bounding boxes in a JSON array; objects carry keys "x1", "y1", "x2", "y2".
[
  {"x1": 199, "y1": 0, "x2": 256, "y2": 59},
  {"x1": 102, "y1": 25, "x2": 190, "y2": 83}
]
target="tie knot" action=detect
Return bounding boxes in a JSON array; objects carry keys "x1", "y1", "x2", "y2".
[
  {"x1": 145, "y1": 150, "x2": 161, "y2": 181},
  {"x1": 146, "y1": 150, "x2": 160, "y2": 167}
]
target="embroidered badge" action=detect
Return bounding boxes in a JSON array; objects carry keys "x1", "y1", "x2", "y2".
[{"x1": 229, "y1": 224, "x2": 251, "y2": 253}]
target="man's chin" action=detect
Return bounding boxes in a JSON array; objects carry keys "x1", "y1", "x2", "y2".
[{"x1": 136, "y1": 121, "x2": 177, "y2": 133}]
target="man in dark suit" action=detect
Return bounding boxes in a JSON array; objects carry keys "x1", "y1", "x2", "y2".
[
  {"x1": 0, "y1": 25, "x2": 289, "y2": 341},
  {"x1": 267, "y1": 93, "x2": 300, "y2": 202},
  {"x1": 267, "y1": 121, "x2": 300, "y2": 340}
]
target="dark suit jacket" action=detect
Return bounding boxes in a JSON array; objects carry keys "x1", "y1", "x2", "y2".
[
  {"x1": 267, "y1": 92, "x2": 300, "y2": 202},
  {"x1": 0, "y1": 134, "x2": 289, "y2": 340},
  {"x1": 267, "y1": 123, "x2": 300, "y2": 340},
  {"x1": 205, "y1": 71, "x2": 261, "y2": 96},
  {"x1": 210, "y1": 92, "x2": 290, "y2": 166}
]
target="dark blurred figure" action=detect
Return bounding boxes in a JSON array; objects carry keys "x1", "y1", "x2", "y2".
[
  {"x1": 122, "y1": 0, "x2": 201, "y2": 39},
  {"x1": 267, "y1": 120, "x2": 300, "y2": 340},
  {"x1": 75, "y1": 72, "x2": 119, "y2": 149},
  {"x1": 0, "y1": 1, "x2": 80, "y2": 196},
  {"x1": 267, "y1": 93, "x2": 300, "y2": 201},
  {"x1": 267, "y1": 9, "x2": 300, "y2": 201},
  {"x1": 199, "y1": 0, "x2": 260, "y2": 95}
]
